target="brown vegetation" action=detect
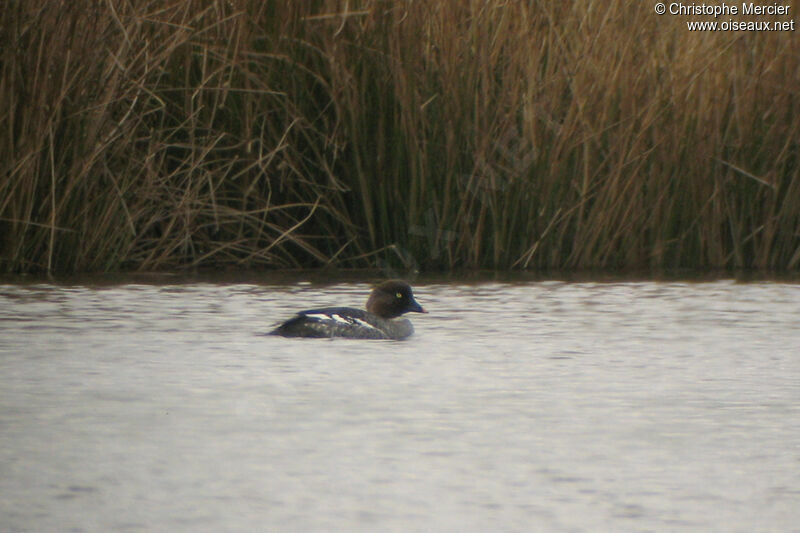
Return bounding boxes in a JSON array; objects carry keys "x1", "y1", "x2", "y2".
[{"x1": 1, "y1": 1, "x2": 798, "y2": 273}]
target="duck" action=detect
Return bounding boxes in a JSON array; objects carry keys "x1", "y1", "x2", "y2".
[{"x1": 269, "y1": 280, "x2": 427, "y2": 340}]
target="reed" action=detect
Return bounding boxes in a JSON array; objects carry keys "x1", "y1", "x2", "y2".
[{"x1": 1, "y1": 0, "x2": 798, "y2": 273}]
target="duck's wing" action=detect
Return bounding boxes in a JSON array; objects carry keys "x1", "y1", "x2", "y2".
[{"x1": 269, "y1": 307, "x2": 389, "y2": 339}]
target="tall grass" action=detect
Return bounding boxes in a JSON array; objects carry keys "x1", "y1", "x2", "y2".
[{"x1": 1, "y1": 0, "x2": 798, "y2": 273}]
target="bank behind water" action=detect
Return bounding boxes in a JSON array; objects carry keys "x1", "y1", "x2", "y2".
[{"x1": 2, "y1": 1, "x2": 799, "y2": 273}]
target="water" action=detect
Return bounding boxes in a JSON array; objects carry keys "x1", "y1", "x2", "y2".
[{"x1": 1, "y1": 277, "x2": 799, "y2": 532}]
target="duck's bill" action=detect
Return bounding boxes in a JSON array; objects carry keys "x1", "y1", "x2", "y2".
[{"x1": 409, "y1": 301, "x2": 428, "y2": 313}]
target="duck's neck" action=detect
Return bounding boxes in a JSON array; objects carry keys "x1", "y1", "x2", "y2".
[{"x1": 385, "y1": 317, "x2": 414, "y2": 340}]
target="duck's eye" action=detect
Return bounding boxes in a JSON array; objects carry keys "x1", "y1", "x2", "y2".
[{"x1": 396, "y1": 292, "x2": 403, "y2": 299}]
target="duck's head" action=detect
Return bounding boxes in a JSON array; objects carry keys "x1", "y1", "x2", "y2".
[{"x1": 366, "y1": 280, "x2": 427, "y2": 319}]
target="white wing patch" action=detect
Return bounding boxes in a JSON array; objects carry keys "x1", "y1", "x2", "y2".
[
  {"x1": 354, "y1": 318, "x2": 380, "y2": 331},
  {"x1": 295, "y1": 311, "x2": 390, "y2": 338},
  {"x1": 304, "y1": 313, "x2": 332, "y2": 321},
  {"x1": 304, "y1": 312, "x2": 372, "y2": 327}
]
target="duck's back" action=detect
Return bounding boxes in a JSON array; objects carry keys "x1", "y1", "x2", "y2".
[{"x1": 269, "y1": 307, "x2": 412, "y2": 340}]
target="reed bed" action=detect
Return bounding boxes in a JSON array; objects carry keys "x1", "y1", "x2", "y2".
[{"x1": 2, "y1": 0, "x2": 799, "y2": 273}]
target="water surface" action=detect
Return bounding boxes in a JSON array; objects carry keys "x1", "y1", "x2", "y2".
[{"x1": 1, "y1": 277, "x2": 799, "y2": 531}]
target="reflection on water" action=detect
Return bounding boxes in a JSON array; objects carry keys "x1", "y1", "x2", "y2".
[{"x1": 1, "y1": 278, "x2": 799, "y2": 532}]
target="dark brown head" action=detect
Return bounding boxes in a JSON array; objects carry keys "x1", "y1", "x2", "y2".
[{"x1": 366, "y1": 280, "x2": 427, "y2": 319}]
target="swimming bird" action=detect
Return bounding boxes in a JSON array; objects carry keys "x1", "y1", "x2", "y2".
[{"x1": 269, "y1": 280, "x2": 427, "y2": 340}]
